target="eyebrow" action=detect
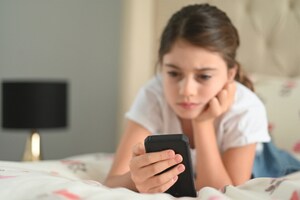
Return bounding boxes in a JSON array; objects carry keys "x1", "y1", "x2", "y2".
[{"x1": 164, "y1": 63, "x2": 217, "y2": 71}]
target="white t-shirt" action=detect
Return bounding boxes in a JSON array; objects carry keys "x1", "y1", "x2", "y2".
[{"x1": 126, "y1": 75, "x2": 271, "y2": 154}]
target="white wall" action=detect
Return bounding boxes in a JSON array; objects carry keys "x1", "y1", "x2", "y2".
[
  {"x1": 0, "y1": 0, "x2": 122, "y2": 161},
  {"x1": 117, "y1": 0, "x2": 156, "y2": 137}
]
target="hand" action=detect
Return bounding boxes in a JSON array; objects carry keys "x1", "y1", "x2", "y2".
[
  {"x1": 129, "y1": 142, "x2": 185, "y2": 193},
  {"x1": 194, "y1": 81, "x2": 236, "y2": 123}
]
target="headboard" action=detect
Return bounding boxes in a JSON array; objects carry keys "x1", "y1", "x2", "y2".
[{"x1": 155, "y1": 0, "x2": 300, "y2": 77}]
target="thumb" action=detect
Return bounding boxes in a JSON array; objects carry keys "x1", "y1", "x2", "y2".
[{"x1": 132, "y1": 142, "x2": 146, "y2": 157}]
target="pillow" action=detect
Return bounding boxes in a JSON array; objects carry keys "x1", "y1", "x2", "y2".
[{"x1": 251, "y1": 74, "x2": 300, "y2": 152}]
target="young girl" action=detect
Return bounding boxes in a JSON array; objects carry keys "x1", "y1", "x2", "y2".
[{"x1": 104, "y1": 3, "x2": 299, "y2": 193}]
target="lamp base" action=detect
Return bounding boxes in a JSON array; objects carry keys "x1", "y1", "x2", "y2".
[{"x1": 23, "y1": 130, "x2": 42, "y2": 161}]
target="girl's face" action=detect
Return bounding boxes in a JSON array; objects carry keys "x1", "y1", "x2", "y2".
[{"x1": 162, "y1": 39, "x2": 236, "y2": 119}]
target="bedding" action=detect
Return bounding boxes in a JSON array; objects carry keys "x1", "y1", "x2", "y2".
[{"x1": 1, "y1": 152, "x2": 300, "y2": 200}]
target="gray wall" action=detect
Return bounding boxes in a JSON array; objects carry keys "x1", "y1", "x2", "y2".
[{"x1": 0, "y1": 0, "x2": 122, "y2": 161}]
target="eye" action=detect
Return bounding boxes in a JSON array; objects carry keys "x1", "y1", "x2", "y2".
[
  {"x1": 167, "y1": 71, "x2": 180, "y2": 78},
  {"x1": 196, "y1": 74, "x2": 211, "y2": 81}
]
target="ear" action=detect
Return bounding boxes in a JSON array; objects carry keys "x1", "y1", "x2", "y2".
[{"x1": 228, "y1": 65, "x2": 237, "y2": 82}]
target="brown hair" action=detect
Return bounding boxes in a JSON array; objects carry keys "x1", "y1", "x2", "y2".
[{"x1": 157, "y1": 4, "x2": 254, "y2": 91}]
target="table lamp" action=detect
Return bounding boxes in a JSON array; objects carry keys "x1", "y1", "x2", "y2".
[{"x1": 2, "y1": 80, "x2": 68, "y2": 161}]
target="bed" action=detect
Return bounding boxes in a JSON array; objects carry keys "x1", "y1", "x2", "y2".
[
  {"x1": 1, "y1": 152, "x2": 300, "y2": 199},
  {"x1": 1, "y1": 0, "x2": 300, "y2": 199}
]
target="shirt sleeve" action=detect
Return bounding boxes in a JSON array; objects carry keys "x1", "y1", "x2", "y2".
[
  {"x1": 221, "y1": 104, "x2": 271, "y2": 152},
  {"x1": 125, "y1": 86, "x2": 162, "y2": 134}
]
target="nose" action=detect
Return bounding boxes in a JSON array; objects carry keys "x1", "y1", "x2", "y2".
[{"x1": 179, "y1": 77, "x2": 197, "y2": 97}]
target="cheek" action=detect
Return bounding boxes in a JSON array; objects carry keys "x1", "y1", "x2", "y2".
[
  {"x1": 163, "y1": 79, "x2": 177, "y2": 102},
  {"x1": 201, "y1": 83, "x2": 225, "y2": 102}
]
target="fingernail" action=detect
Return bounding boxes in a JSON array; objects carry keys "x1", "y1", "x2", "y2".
[
  {"x1": 178, "y1": 164, "x2": 185, "y2": 172},
  {"x1": 173, "y1": 176, "x2": 178, "y2": 182},
  {"x1": 175, "y1": 154, "x2": 182, "y2": 163},
  {"x1": 168, "y1": 150, "x2": 175, "y2": 158}
]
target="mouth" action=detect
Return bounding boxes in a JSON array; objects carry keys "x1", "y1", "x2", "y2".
[{"x1": 177, "y1": 102, "x2": 200, "y2": 110}]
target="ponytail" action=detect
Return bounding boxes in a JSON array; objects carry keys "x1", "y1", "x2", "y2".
[{"x1": 234, "y1": 62, "x2": 254, "y2": 92}]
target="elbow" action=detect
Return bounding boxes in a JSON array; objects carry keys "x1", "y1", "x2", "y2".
[
  {"x1": 103, "y1": 177, "x2": 111, "y2": 187},
  {"x1": 230, "y1": 173, "x2": 252, "y2": 187},
  {"x1": 231, "y1": 177, "x2": 250, "y2": 187},
  {"x1": 103, "y1": 175, "x2": 116, "y2": 188},
  {"x1": 195, "y1": 179, "x2": 233, "y2": 191}
]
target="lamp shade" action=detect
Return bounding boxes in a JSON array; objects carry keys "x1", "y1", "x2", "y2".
[{"x1": 2, "y1": 81, "x2": 68, "y2": 129}]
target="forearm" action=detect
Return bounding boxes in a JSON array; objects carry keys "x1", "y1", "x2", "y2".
[
  {"x1": 193, "y1": 121, "x2": 232, "y2": 190},
  {"x1": 104, "y1": 172, "x2": 137, "y2": 191}
]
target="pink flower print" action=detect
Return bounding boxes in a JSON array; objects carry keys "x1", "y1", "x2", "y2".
[
  {"x1": 290, "y1": 190, "x2": 300, "y2": 200},
  {"x1": 280, "y1": 81, "x2": 296, "y2": 96},
  {"x1": 49, "y1": 171, "x2": 60, "y2": 176},
  {"x1": 54, "y1": 189, "x2": 81, "y2": 200},
  {"x1": 268, "y1": 122, "x2": 274, "y2": 133},
  {"x1": 285, "y1": 81, "x2": 296, "y2": 88},
  {"x1": 61, "y1": 160, "x2": 87, "y2": 173},
  {"x1": 209, "y1": 196, "x2": 225, "y2": 200},
  {"x1": 0, "y1": 175, "x2": 16, "y2": 179},
  {"x1": 265, "y1": 178, "x2": 286, "y2": 194},
  {"x1": 293, "y1": 141, "x2": 300, "y2": 153}
]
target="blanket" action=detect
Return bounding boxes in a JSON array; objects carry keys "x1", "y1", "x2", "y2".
[{"x1": 1, "y1": 153, "x2": 300, "y2": 200}]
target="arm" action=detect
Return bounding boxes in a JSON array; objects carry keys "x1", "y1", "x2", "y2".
[
  {"x1": 104, "y1": 120, "x2": 184, "y2": 193},
  {"x1": 193, "y1": 121, "x2": 256, "y2": 189},
  {"x1": 192, "y1": 82, "x2": 256, "y2": 189},
  {"x1": 104, "y1": 120, "x2": 150, "y2": 190}
]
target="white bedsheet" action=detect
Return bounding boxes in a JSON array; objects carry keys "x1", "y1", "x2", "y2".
[{"x1": 1, "y1": 153, "x2": 300, "y2": 200}]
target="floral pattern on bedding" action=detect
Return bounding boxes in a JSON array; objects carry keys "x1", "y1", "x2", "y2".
[
  {"x1": 265, "y1": 178, "x2": 286, "y2": 194},
  {"x1": 1, "y1": 153, "x2": 300, "y2": 200},
  {"x1": 291, "y1": 191, "x2": 300, "y2": 200},
  {"x1": 39, "y1": 189, "x2": 81, "y2": 200},
  {"x1": 61, "y1": 160, "x2": 87, "y2": 173}
]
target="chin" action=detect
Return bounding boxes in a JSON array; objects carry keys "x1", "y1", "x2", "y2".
[
  {"x1": 171, "y1": 104, "x2": 206, "y2": 120},
  {"x1": 176, "y1": 110, "x2": 202, "y2": 120}
]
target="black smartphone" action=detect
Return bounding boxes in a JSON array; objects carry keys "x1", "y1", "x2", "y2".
[{"x1": 144, "y1": 134, "x2": 197, "y2": 197}]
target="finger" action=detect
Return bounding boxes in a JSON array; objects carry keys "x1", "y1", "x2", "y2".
[
  {"x1": 138, "y1": 154, "x2": 183, "y2": 180},
  {"x1": 130, "y1": 143, "x2": 147, "y2": 173},
  {"x1": 221, "y1": 81, "x2": 236, "y2": 108},
  {"x1": 223, "y1": 81, "x2": 230, "y2": 90},
  {"x1": 147, "y1": 163, "x2": 185, "y2": 193},
  {"x1": 147, "y1": 176, "x2": 178, "y2": 193},
  {"x1": 130, "y1": 151, "x2": 178, "y2": 184},
  {"x1": 132, "y1": 142, "x2": 145, "y2": 157},
  {"x1": 132, "y1": 149, "x2": 175, "y2": 169},
  {"x1": 209, "y1": 97, "x2": 222, "y2": 116},
  {"x1": 229, "y1": 82, "x2": 236, "y2": 98},
  {"x1": 226, "y1": 82, "x2": 236, "y2": 107},
  {"x1": 217, "y1": 89, "x2": 228, "y2": 111},
  {"x1": 225, "y1": 81, "x2": 236, "y2": 94}
]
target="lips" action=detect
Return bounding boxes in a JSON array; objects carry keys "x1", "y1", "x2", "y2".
[{"x1": 177, "y1": 102, "x2": 199, "y2": 109}]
